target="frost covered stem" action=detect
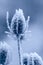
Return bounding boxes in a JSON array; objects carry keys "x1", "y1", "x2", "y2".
[{"x1": 17, "y1": 38, "x2": 21, "y2": 65}]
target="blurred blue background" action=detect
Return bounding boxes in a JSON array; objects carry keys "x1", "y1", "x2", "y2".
[{"x1": 0, "y1": 0, "x2": 43, "y2": 65}]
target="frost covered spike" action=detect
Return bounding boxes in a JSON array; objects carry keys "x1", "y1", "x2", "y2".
[{"x1": 6, "y1": 11, "x2": 11, "y2": 32}]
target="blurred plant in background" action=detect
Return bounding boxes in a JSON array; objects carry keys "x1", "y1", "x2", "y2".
[
  {"x1": 22, "y1": 53, "x2": 29, "y2": 65},
  {"x1": 0, "y1": 42, "x2": 12, "y2": 65},
  {"x1": 22, "y1": 52, "x2": 43, "y2": 65},
  {"x1": 5, "y1": 9, "x2": 30, "y2": 65}
]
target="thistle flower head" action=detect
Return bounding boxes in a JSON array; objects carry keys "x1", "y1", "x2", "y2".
[
  {"x1": 6, "y1": 9, "x2": 30, "y2": 40},
  {"x1": 0, "y1": 42, "x2": 12, "y2": 65},
  {"x1": 11, "y1": 9, "x2": 26, "y2": 38}
]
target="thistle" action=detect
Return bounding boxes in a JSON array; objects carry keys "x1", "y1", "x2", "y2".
[
  {"x1": 6, "y1": 9, "x2": 30, "y2": 65},
  {"x1": 0, "y1": 42, "x2": 12, "y2": 65},
  {"x1": 22, "y1": 52, "x2": 43, "y2": 65},
  {"x1": 29, "y1": 52, "x2": 43, "y2": 65},
  {"x1": 22, "y1": 53, "x2": 29, "y2": 65}
]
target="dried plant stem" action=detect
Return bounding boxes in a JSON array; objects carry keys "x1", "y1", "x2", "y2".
[{"x1": 17, "y1": 38, "x2": 21, "y2": 65}]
